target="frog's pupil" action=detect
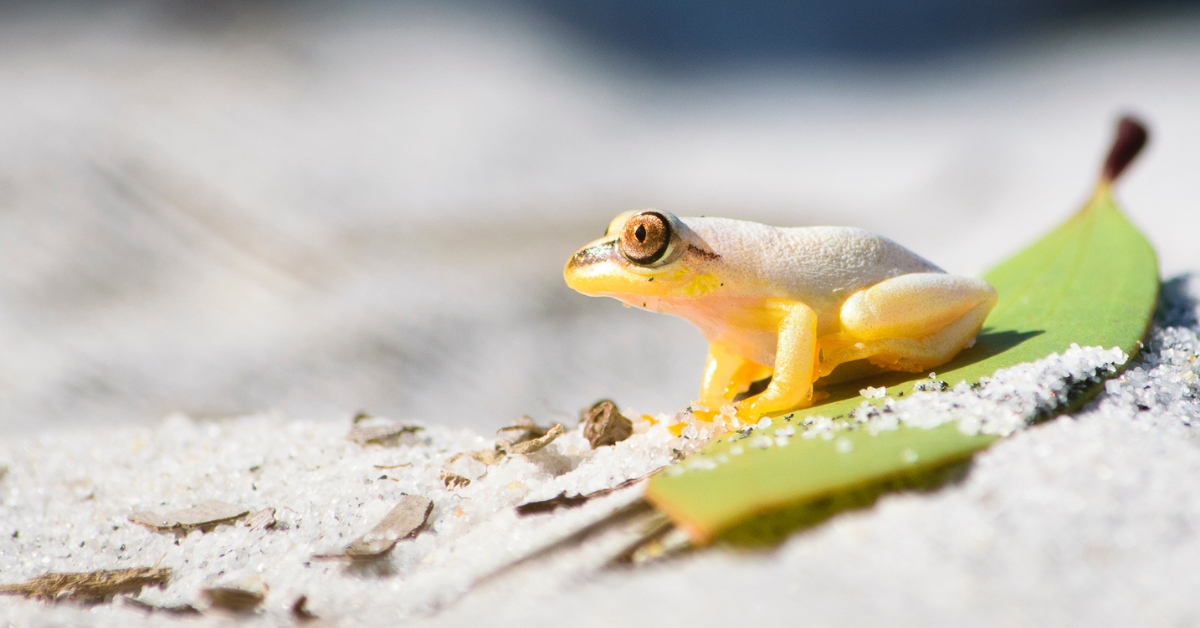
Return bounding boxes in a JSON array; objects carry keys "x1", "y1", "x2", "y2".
[{"x1": 635, "y1": 225, "x2": 646, "y2": 242}]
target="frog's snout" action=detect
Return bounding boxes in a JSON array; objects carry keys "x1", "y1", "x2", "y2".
[
  {"x1": 563, "y1": 249, "x2": 592, "y2": 293},
  {"x1": 564, "y1": 240, "x2": 620, "y2": 295},
  {"x1": 568, "y1": 242, "x2": 612, "y2": 269}
]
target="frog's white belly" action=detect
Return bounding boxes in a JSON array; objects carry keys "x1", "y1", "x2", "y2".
[
  {"x1": 714, "y1": 327, "x2": 779, "y2": 367},
  {"x1": 658, "y1": 298, "x2": 831, "y2": 368}
]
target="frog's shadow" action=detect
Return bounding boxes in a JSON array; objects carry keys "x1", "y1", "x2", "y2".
[
  {"x1": 946, "y1": 327, "x2": 1046, "y2": 367},
  {"x1": 737, "y1": 328, "x2": 1044, "y2": 405}
]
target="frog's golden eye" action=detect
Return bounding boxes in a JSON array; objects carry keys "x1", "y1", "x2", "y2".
[{"x1": 619, "y1": 211, "x2": 672, "y2": 265}]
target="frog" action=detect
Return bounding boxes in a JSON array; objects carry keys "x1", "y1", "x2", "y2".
[{"x1": 563, "y1": 210, "x2": 997, "y2": 420}]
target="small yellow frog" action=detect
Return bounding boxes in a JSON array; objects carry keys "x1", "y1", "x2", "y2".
[{"x1": 564, "y1": 210, "x2": 997, "y2": 420}]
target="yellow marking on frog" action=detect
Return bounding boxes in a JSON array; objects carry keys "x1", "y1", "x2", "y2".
[{"x1": 682, "y1": 272, "x2": 721, "y2": 297}]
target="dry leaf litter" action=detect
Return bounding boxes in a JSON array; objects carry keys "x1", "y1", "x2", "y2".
[
  {"x1": 0, "y1": 401, "x2": 690, "y2": 626},
  {"x1": 128, "y1": 501, "x2": 249, "y2": 533},
  {"x1": 337, "y1": 495, "x2": 434, "y2": 559}
]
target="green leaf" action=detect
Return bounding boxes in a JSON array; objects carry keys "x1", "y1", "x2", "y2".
[{"x1": 645, "y1": 125, "x2": 1160, "y2": 545}]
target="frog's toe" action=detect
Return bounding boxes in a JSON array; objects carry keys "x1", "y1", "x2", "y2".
[{"x1": 736, "y1": 391, "x2": 816, "y2": 421}]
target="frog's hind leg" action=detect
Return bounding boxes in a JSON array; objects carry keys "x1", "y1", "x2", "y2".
[{"x1": 819, "y1": 273, "x2": 997, "y2": 376}]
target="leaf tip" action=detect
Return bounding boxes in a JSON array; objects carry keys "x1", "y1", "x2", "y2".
[{"x1": 1101, "y1": 115, "x2": 1149, "y2": 184}]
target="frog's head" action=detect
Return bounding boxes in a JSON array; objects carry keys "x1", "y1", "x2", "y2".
[{"x1": 564, "y1": 209, "x2": 722, "y2": 305}]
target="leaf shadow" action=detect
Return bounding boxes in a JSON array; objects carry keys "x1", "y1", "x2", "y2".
[
  {"x1": 940, "y1": 327, "x2": 1046, "y2": 372},
  {"x1": 1154, "y1": 273, "x2": 1197, "y2": 329},
  {"x1": 811, "y1": 328, "x2": 1045, "y2": 406},
  {"x1": 714, "y1": 458, "x2": 975, "y2": 550}
]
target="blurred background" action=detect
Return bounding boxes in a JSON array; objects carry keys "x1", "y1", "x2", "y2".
[{"x1": 0, "y1": 0, "x2": 1198, "y2": 435}]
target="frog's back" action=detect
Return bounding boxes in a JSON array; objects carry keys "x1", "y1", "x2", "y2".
[{"x1": 681, "y1": 217, "x2": 943, "y2": 311}]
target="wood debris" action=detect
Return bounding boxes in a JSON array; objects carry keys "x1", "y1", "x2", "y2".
[
  {"x1": 242, "y1": 507, "x2": 277, "y2": 531},
  {"x1": 200, "y1": 576, "x2": 268, "y2": 613},
  {"x1": 499, "y1": 423, "x2": 563, "y2": 455},
  {"x1": 495, "y1": 415, "x2": 552, "y2": 443},
  {"x1": 119, "y1": 596, "x2": 201, "y2": 615},
  {"x1": 315, "y1": 494, "x2": 433, "y2": 560},
  {"x1": 440, "y1": 470, "x2": 471, "y2": 489},
  {"x1": 441, "y1": 421, "x2": 564, "y2": 477},
  {"x1": 129, "y1": 500, "x2": 248, "y2": 533},
  {"x1": 346, "y1": 422, "x2": 423, "y2": 446},
  {"x1": 516, "y1": 477, "x2": 646, "y2": 516},
  {"x1": 292, "y1": 595, "x2": 319, "y2": 622},
  {"x1": 581, "y1": 399, "x2": 633, "y2": 448},
  {"x1": 515, "y1": 492, "x2": 588, "y2": 515},
  {"x1": 0, "y1": 567, "x2": 171, "y2": 604},
  {"x1": 446, "y1": 449, "x2": 505, "y2": 467}
]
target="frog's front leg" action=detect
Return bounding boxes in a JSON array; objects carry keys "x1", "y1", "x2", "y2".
[
  {"x1": 697, "y1": 343, "x2": 771, "y2": 415},
  {"x1": 737, "y1": 301, "x2": 819, "y2": 421}
]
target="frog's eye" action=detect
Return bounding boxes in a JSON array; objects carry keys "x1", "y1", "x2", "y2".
[{"x1": 619, "y1": 211, "x2": 672, "y2": 265}]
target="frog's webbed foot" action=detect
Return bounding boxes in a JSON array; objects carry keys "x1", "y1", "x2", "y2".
[{"x1": 737, "y1": 388, "x2": 829, "y2": 421}]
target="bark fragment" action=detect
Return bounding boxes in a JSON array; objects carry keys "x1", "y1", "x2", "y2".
[{"x1": 0, "y1": 567, "x2": 171, "y2": 604}]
